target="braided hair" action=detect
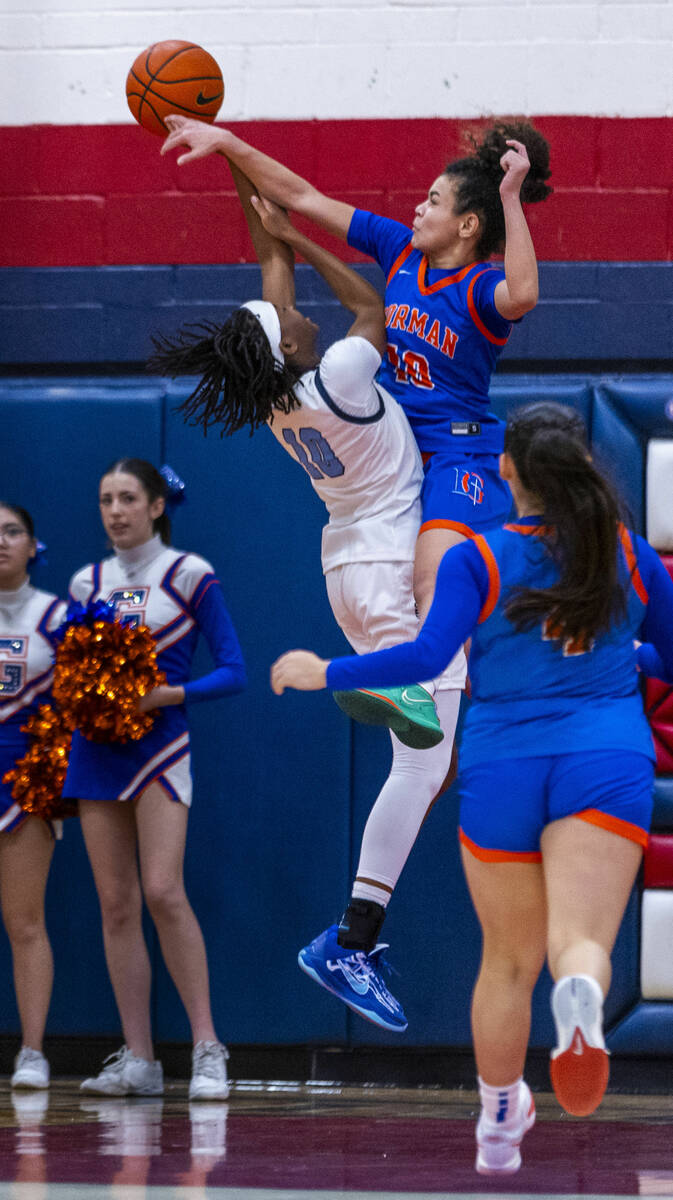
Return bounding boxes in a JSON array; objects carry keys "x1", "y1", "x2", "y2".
[
  {"x1": 503, "y1": 402, "x2": 627, "y2": 646},
  {"x1": 446, "y1": 119, "x2": 552, "y2": 258},
  {"x1": 148, "y1": 310, "x2": 302, "y2": 437}
]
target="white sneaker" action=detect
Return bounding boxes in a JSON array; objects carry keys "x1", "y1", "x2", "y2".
[
  {"x1": 80, "y1": 1046, "x2": 164, "y2": 1096},
  {"x1": 189, "y1": 1041, "x2": 230, "y2": 1100},
  {"x1": 550, "y1": 974, "x2": 609, "y2": 1116},
  {"x1": 475, "y1": 1080, "x2": 536, "y2": 1175},
  {"x1": 11, "y1": 1047, "x2": 50, "y2": 1090}
]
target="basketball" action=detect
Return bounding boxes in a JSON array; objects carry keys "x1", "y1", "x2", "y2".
[{"x1": 126, "y1": 40, "x2": 224, "y2": 137}]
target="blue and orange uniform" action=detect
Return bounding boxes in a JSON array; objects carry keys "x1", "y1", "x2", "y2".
[
  {"x1": 63, "y1": 535, "x2": 246, "y2": 807},
  {"x1": 0, "y1": 580, "x2": 66, "y2": 833},
  {"x1": 348, "y1": 210, "x2": 514, "y2": 535},
  {"x1": 325, "y1": 518, "x2": 673, "y2": 856}
]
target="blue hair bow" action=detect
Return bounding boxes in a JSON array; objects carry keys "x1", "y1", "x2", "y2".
[{"x1": 159, "y1": 464, "x2": 186, "y2": 510}]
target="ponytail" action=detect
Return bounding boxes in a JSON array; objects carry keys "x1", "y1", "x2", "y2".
[
  {"x1": 445, "y1": 119, "x2": 552, "y2": 258},
  {"x1": 504, "y1": 403, "x2": 627, "y2": 644}
]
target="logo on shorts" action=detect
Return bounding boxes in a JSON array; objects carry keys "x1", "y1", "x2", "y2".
[{"x1": 451, "y1": 468, "x2": 484, "y2": 506}]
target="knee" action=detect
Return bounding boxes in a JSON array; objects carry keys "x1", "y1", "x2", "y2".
[
  {"x1": 481, "y1": 940, "x2": 544, "y2": 991},
  {"x1": 3, "y1": 907, "x2": 46, "y2": 949},
  {"x1": 413, "y1": 561, "x2": 436, "y2": 614},
  {"x1": 98, "y1": 882, "x2": 142, "y2": 935},
  {"x1": 142, "y1": 876, "x2": 186, "y2": 923}
]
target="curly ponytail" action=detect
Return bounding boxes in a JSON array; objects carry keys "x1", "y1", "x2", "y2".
[
  {"x1": 147, "y1": 310, "x2": 301, "y2": 437},
  {"x1": 504, "y1": 402, "x2": 627, "y2": 645},
  {"x1": 445, "y1": 119, "x2": 552, "y2": 258}
]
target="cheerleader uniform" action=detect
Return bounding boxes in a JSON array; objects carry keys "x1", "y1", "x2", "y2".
[
  {"x1": 0, "y1": 581, "x2": 66, "y2": 833},
  {"x1": 63, "y1": 535, "x2": 246, "y2": 807}
]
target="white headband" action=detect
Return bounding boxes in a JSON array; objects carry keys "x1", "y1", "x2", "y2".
[{"x1": 241, "y1": 300, "x2": 284, "y2": 367}]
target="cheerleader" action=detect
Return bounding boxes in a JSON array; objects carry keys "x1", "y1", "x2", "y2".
[
  {"x1": 63, "y1": 460, "x2": 246, "y2": 1100},
  {"x1": 0, "y1": 503, "x2": 66, "y2": 1090}
]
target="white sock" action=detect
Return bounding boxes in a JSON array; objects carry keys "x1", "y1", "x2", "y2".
[
  {"x1": 351, "y1": 689, "x2": 460, "y2": 904},
  {"x1": 478, "y1": 1076, "x2": 524, "y2": 1128}
]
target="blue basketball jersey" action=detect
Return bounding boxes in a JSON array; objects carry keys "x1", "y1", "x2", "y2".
[
  {"x1": 460, "y1": 521, "x2": 654, "y2": 766},
  {"x1": 326, "y1": 519, "x2": 673, "y2": 768},
  {"x1": 348, "y1": 210, "x2": 513, "y2": 455}
]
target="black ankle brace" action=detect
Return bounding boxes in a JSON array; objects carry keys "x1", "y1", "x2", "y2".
[{"x1": 337, "y1": 898, "x2": 386, "y2": 953}]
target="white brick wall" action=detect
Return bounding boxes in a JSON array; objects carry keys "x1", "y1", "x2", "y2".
[{"x1": 1, "y1": 0, "x2": 671, "y2": 124}]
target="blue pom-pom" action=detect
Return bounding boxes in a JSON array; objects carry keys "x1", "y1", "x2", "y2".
[{"x1": 52, "y1": 597, "x2": 117, "y2": 644}]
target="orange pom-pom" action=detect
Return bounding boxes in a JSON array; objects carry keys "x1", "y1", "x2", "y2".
[
  {"x1": 53, "y1": 619, "x2": 167, "y2": 744},
  {"x1": 3, "y1": 705, "x2": 76, "y2": 821}
]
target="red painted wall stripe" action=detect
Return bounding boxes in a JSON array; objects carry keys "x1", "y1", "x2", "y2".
[{"x1": 3, "y1": 117, "x2": 673, "y2": 267}]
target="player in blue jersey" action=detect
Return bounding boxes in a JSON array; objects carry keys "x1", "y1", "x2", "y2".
[
  {"x1": 0, "y1": 503, "x2": 67, "y2": 1091},
  {"x1": 148, "y1": 167, "x2": 464, "y2": 1033},
  {"x1": 159, "y1": 115, "x2": 551, "y2": 734},
  {"x1": 63, "y1": 460, "x2": 246, "y2": 1101},
  {"x1": 270, "y1": 402, "x2": 673, "y2": 1174}
]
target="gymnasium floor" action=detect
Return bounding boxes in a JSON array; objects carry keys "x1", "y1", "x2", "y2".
[{"x1": 1, "y1": 1078, "x2": 673, "y2": 1199}]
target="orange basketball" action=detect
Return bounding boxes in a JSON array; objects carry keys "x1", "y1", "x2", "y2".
[{"x1": 126, "y1": 40, "x2": 224, "y2": 137}]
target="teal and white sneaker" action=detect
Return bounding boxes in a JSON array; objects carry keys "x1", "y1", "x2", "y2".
[{"x1": 333, "y1": 684, "x2": 443, "y2": 749}]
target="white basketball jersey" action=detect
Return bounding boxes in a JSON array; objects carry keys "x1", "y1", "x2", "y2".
[
  {"x1": 0, "y1": 581, "x2": 66, "y2": 728},
  {"x1": 267, "y1": 337, "x2": 423, "y2": 572}
]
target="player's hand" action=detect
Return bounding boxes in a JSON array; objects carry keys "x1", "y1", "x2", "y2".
[
  {"x1": 270, "y1": 651, "x2": 329, "y2": 694},
  {"x1": 161, "y1": 115, "x2": 228, "y2": 164},
  {"x1": 251, "y1": 194, "x2": 294, "y2": 240},
  {"x1": 137, "y1": 684, "x2": 185, "y2": 712},
  {"x1": 499, "y1": 139, "x2": 530, "y2": 199}
]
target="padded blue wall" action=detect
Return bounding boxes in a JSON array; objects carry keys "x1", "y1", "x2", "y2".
[
  {"x1": 1, "y1": 262, "x2": 672, "y2": 366},
  {"x1": 2, "y1": 373, "x2": 671, "y2": 1051}
]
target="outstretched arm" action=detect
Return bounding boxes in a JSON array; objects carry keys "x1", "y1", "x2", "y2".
[
  {"x1": 493, "y1": 139, "x2": 539, "y2": 321},
  {"x1": 162, "y1": 115, "x2": 355, "y2": 241},
  {"x1": 229, "y1": 162, "x2": 295, "y2": 308},
  {"x1": 251, "y1": 195, "x2": 386, "y2": 354}
]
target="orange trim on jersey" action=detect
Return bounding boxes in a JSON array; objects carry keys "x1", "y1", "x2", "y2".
[
  {"x1": 416, "y1": 258, "x2": 477, "y2": 297},
  {"x1": 503, "y1": 523, "x2": 551, "y2": 536},
  {"x1": 472, "y1": 534, "x2": 500, "y2": 623},
  {"x1": 575, "y1": 808, "x2": 649, "y2": 848},
  {"x1": 419, "y1": 518, "x2": 477, "y2": 538},
  {"x1": 466, "y1": 270, "x2": 509, "y2": 345},
  {"x1": 617, "y1": 523, "x2": 649, "y2": 606},
  {"x1": 459, "y1": 828, "x2": 542, "y2": 864},
  {"x1": 386, "y1": 243, "x2": 414, "y2": 285}
]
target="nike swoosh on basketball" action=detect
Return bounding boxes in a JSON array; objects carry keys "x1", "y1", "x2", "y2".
[{"x1": 196, "y1": 91, "x2": 222, "y2": 105}]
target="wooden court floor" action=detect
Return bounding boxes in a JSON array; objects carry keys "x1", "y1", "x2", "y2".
[{"x1": 0, "y1": 1078, "x2": 673, "y2": 1198}]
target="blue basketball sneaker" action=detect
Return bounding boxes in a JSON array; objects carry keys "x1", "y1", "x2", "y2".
[
  {"x1": 298, "y1": 925, "x2": 408, "y2": 1032},
  {"x1": 333, "y1": 684, "x2": 443, "y2": 749}
]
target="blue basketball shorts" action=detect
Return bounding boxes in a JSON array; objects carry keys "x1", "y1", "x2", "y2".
[
  {"x1": 419, "y1": 451, "x2": 513, "y2": 537},
  {"x1": 458, "y1": 750, "x2": 654, "y2": 862}
]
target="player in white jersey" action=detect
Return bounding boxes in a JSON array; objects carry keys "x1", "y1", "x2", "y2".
[
  {"x1": 0, "y1": 502, "x2": 67, "y2": 1091},
  {"x1": 62, "y1": 459, "x2": 246, "y2": 1099},
  {"x1": 148, "y1": 171, "x2": 466, "y2": 1032}
]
